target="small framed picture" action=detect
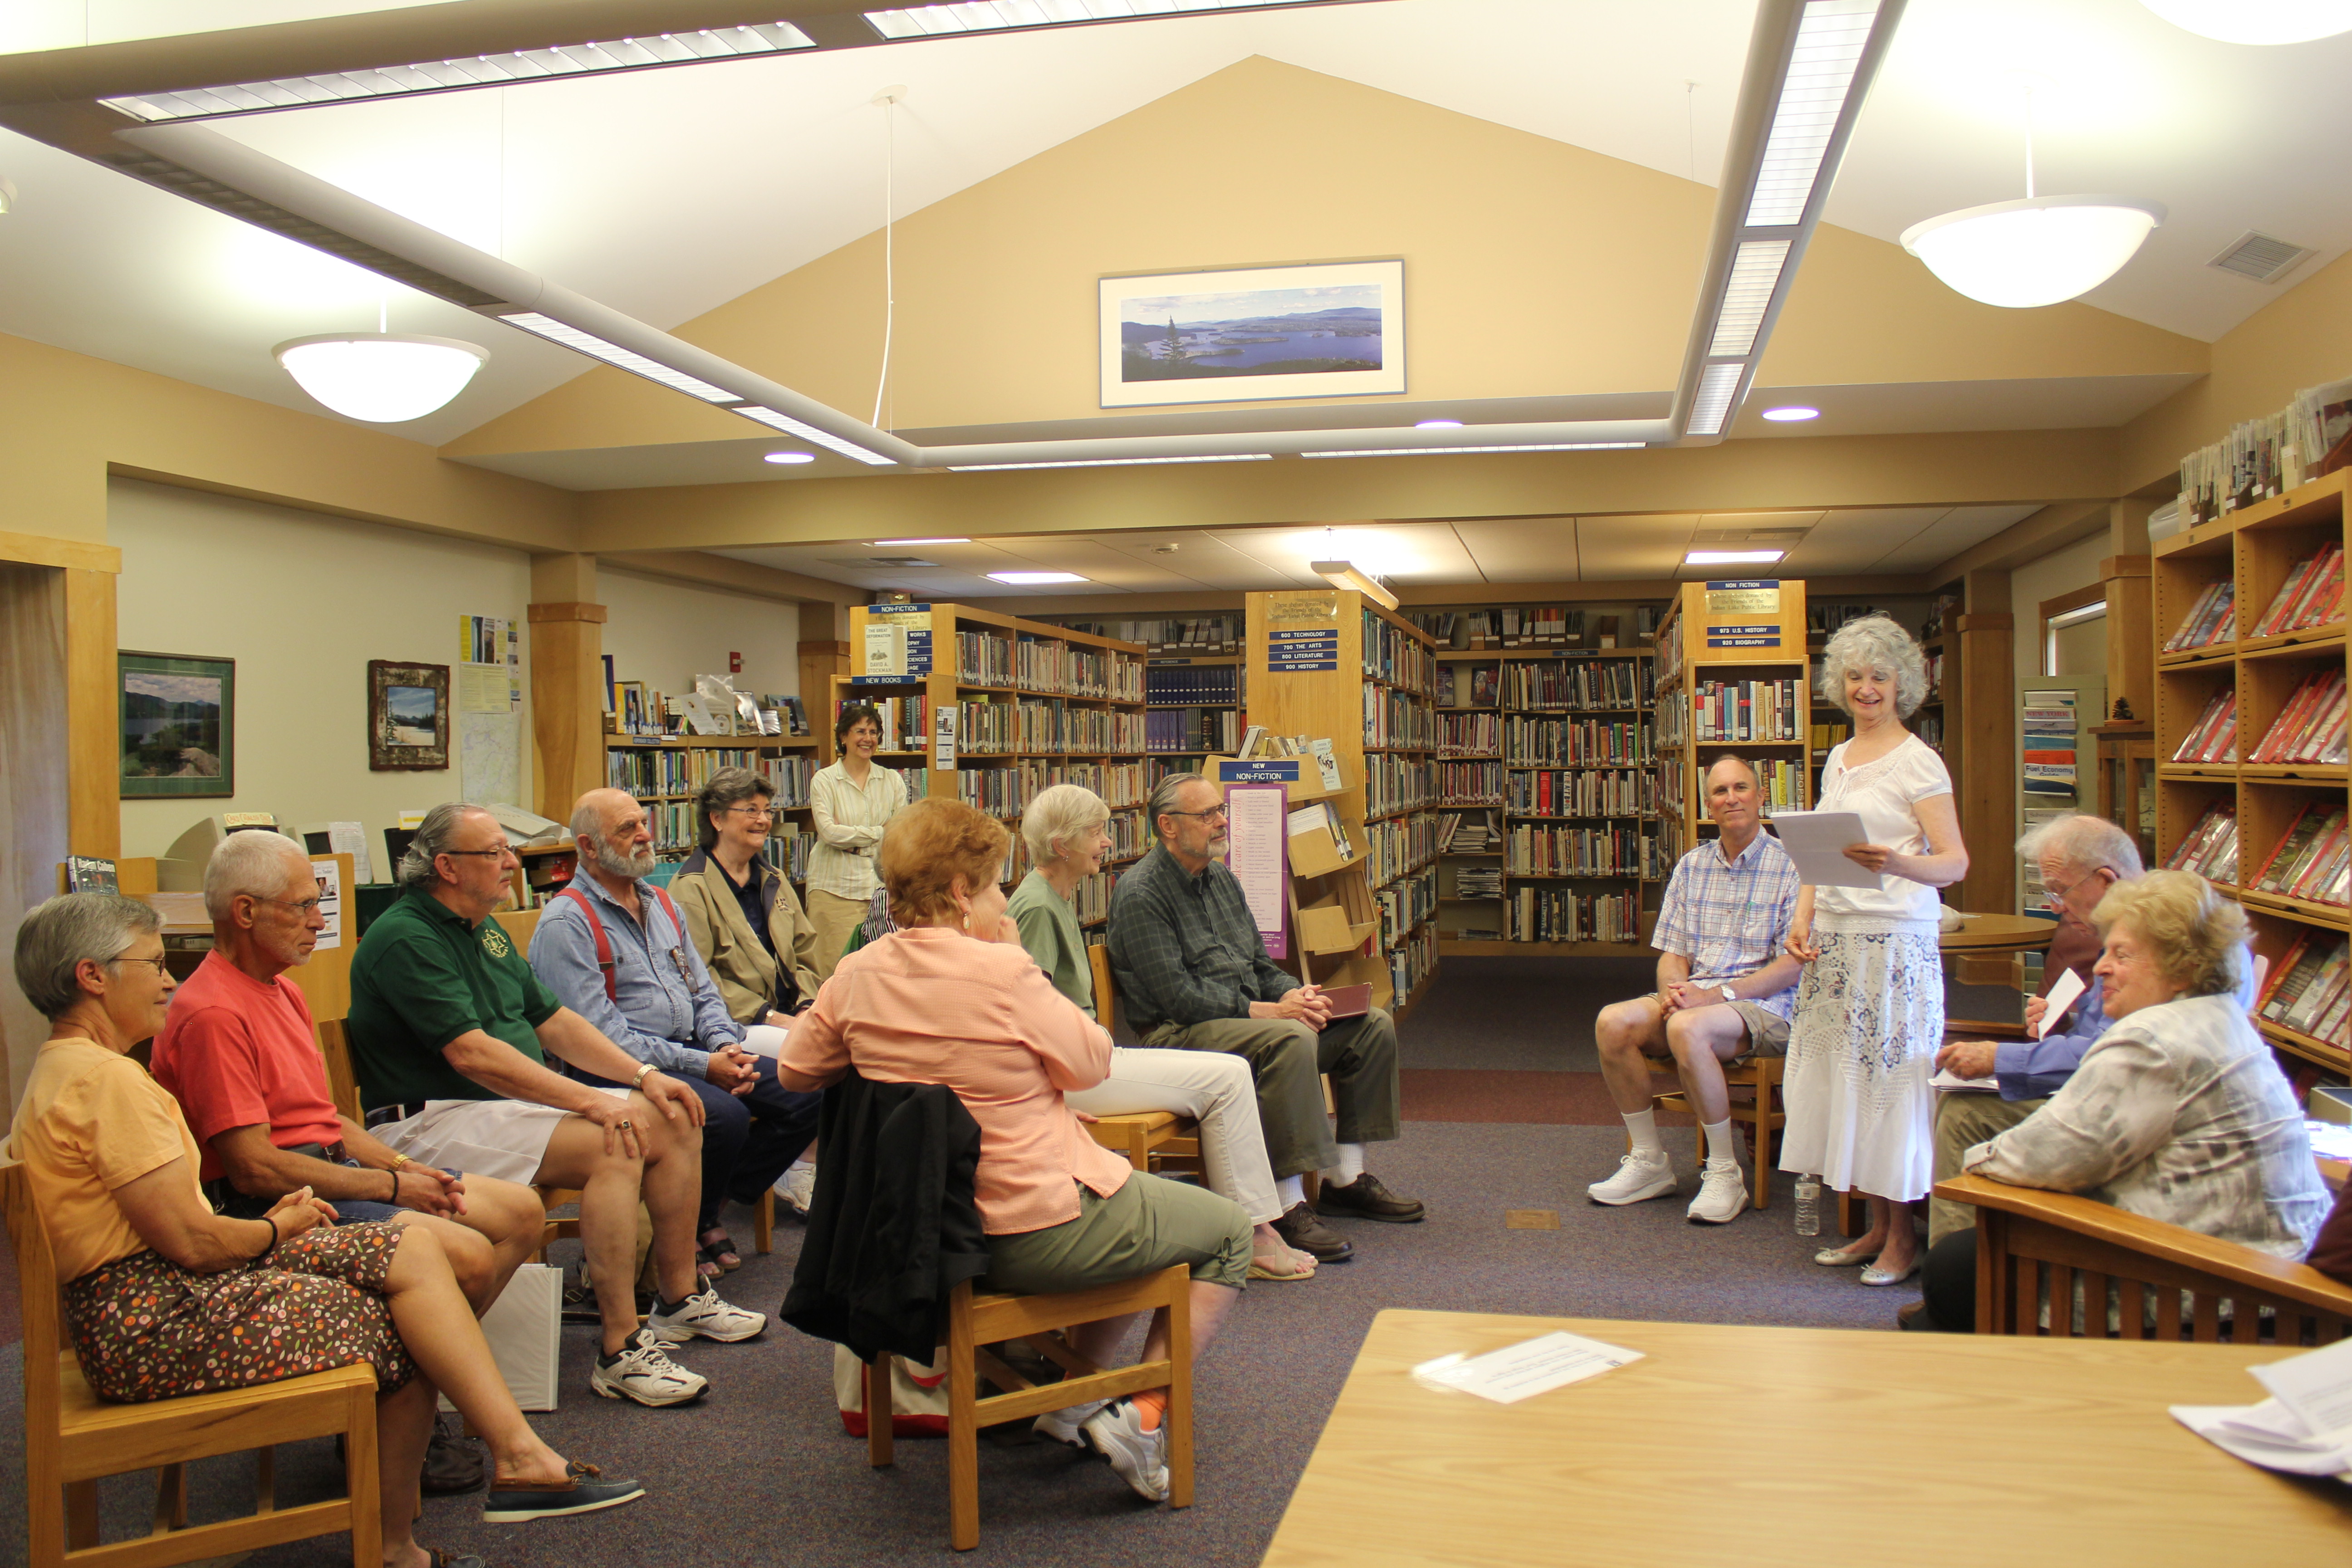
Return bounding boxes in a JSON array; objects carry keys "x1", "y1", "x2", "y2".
[
  {"x1": 1100, "y1": 260, "x2": 1405, "y2": 408},
  {"x1": 119, "y1": 651, "x2": 235, "y2": 798},
  {"x1": 368, "y1": 660, "x2": 450, "y2": 772}
]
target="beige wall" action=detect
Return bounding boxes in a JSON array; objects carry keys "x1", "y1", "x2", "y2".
[{"x1": 599, "y1": 566, "x2": 801, "y2": 703}]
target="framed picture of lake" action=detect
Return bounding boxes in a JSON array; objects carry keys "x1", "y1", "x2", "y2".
[
  {"x1": 368, "y1": 660, "x2": 450, "y2": 772},
  {"x1": 1099, "y1": 260, "x2": 1405, "y2": 408},
  {"x1": 119, "y1": 651, "x2": 235, "y2": 798}
]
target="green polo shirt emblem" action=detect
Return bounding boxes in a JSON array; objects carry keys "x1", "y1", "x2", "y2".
[{"x1": 480, "y1": 924, "x2": 512, "y2": 959}]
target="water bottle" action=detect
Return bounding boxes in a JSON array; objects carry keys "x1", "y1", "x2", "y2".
[{"x1": 1794, "y1": 1174, "x2": 1822, "y2": 1237}]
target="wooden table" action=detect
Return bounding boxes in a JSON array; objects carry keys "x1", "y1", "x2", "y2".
[
  {"x1": 1261, "y1": 1310, "x2": 2351, "y2": 1568},
  {"x1": 1938, "y1": 911, "x2": 2056, "y2": 956}
]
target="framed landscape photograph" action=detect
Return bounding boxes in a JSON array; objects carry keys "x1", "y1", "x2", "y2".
[
  {"x1": 1099, "y1": 260, "x2": 1405, "y2": 408},
  {"x1": 119, "y1": 651, "x2": 235, "y2": 798},
  {"x1": 368, "y1": 660, "x2": 450, "y2": 772}
]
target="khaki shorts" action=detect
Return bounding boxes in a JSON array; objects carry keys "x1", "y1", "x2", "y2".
[
  {"x1": 1725, "y1": 1000, "x2": 1793, "y2": 1059},
  {"x1": 981, "y1": 1172, "x2": 1252, "y2": 1294},
  {"x1": 373, "y1": 1088, "x2": 629, "y2": 1186}
]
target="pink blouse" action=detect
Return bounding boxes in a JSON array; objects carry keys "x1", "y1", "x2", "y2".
[{"x1": 781, "y1": 926, "x2": 1132, "y2": 1233}]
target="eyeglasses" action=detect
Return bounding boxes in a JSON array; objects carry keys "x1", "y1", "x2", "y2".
[
  {"x1": 725, "y1": 805, "x2": 777, "y2": 821},
  {"x1": 1165, "y1": 804, "x2": 1230, "y2": 822},
  {"x1": 105, "y1": 955, "x2": 170, "y2": 976},
  {"x1": 441, "y1": 846, "x2": 516, "y2": 863},
  {"x1": 251, "y1": 895, "x2": 323, "y2": 916}
]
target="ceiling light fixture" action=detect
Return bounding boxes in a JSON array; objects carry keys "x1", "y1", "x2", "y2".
[
  {"x1": 273, "y1": 332, "x2": 485, "y2": 422},
  {"x1": 946, "y1": 454, "x2": 1274, "y2": 471},
  {"x1": 731, "y1": 407, "x2": 897, "y2": 464},
  {"x1": 874, "y1": 537, "x2": 971, "y2": 546},
  {"x1": 497, "y1": 312, "x2": 737, "y2": 401},
  {"x1": 2138, "y1": 1, "x2": 2352, "y2": 43},
  {"x1": 1685, "y1": 549, "x2": 1788, "y2": 565},
  {"x1": 763, "y1": 451, "x2": 815, "y2": 464},
  {"x1": 101, "y1": 24, "x2": 817, "y2": 123},
  {"x1": 1414, "y1": 418, "x2": 1465, "y2": 429},
  {"x1": 864, "y1": 1, "x2": 1342, "y2": 40},
  {"x1": 1301, "y1": 442, "x2": 1646, "y2": 459},
  {"x1": 1311, "y1": 560, "x2": 1398, "y2": 611},
  {"x1": 1760, "y1": 405, "x2": 1820, "y2": 421},
  {"x1": 1898, "y1": 82, "x2": 2163, "y2": 309},
  {"x1": 986, "y1": 571, "x2": 1088, "y2": 585}
]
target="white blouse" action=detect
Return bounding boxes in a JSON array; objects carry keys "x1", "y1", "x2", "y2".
[{"x1": 1811, "y1": 733, "x2": 1951, "y2": 928}]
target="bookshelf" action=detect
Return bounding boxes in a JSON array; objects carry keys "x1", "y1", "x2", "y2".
[
  {"x1": 1029, "y1": 612, "x2": 1249, "y2": 786},
  {"x1": 1405, "y1": 598, "x2": 1672, "y2": 957},
  {"x1": 1244, "y1": 588, "x2": 1440, "y2": 1016},
  {"x1": 837, "y1": 604, "x2": 1149, "y2": 921},
  {"x1": 603, "y1": 732, "x2": 824, "y2": 878},
  {"x1": 2153, "y1": 467, "x2": 2350, "y2": 1075}
]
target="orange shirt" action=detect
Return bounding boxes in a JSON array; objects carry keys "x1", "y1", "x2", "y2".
[
  {"x1": 152, "y1": 951, "x2": 342, "y2": 1181},
  {"x1": 784, "y1": 926, "x2": 1130, "y2": 1234},
  {"x1": 12, "y1": 1037, "x2": 209, "y2": 1282}
]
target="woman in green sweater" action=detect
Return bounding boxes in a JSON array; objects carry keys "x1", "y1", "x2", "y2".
[{"x1": 1007, "y1": 784, "x2": 1323, "y2": 1278}]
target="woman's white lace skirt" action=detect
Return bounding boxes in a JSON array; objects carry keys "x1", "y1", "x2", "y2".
[{"x1": 1778, "y1": 926, "x2": 1943, "y2": 1201}]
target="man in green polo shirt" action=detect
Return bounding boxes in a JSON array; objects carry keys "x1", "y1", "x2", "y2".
[{"x1": 348, "y1": 802, "x2": 765, "y2": 1408}]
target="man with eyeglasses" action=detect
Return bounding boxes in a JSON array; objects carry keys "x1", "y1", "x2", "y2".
[
  {"x1": 1107, "y1": 773, "x2": 1422, "y2": 1264},
  {"x1": 531, "y1": 787, "x2": 821, "y2": 1283},
  {"x1": 346, "y1": 801, "x2": 765, "y2": 1408}
]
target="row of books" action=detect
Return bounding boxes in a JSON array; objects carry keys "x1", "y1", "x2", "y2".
[
  {"x1": 1143, "y1": 665, "x2": 1241, "y2": 707},
  {"x1": 1454, "y1": 863, "x2": 1503, "y2": 898},
  {"x1": 1013, "y1": 638, "x2": 1145, "y2": 701},
  {"x1": 1438, "y1": 811, "x2": 1501, "y2": 854},
  {"x1": 1143, "y1": 708, "x2": 1241, "y2": 754},
  {"x1": 2253, "y1": 545, "x2": 2345, "y2": 638},
  {"x1": 1364, "y1": 812, "x2": 1440, "y2": 888},
  {"x1": 1505, "y1": 823, "x2": 1649, "y2": 878},
  {"x1": 1656, "y1": 754, "x2": 1809, "y2": 818},
  {"x1": 1365, "y1": 754, "x2": 1436, "y2": 818},
  {"x1": 1363, "y1": 686, "x2": 1438, "y2": 750},
  {"x1": 1508, "y1": 887, "x2": 1643, "y2": 945},
  {"x1": 2246, "y1": 804, "x2": 2352, "y2": 906},
  {"x1": 1498, "y1": 658, "x2": 1653, "y2": 711},
  {"x1": 757, "y1": 829, "x2": 816, "y2": 882},
  {"x1": 1376, "y1": 867, "x2": 1438, "y2": 951},
  {"x1": 1054, "y1": 614, "x2": 1242, "y2": 653},
  {"x1": 2165, "y1": 580, "x2": 2237, "y2": 651},
  {"x1": 1507, "y1": 768, "x2": 1656, "y2": 819},
  {"x1": 1068, "y1": 870, "x2": 1122, "y2": 926},
  {"x1": 1922, "y1": 649, "x2": 1945, "y2": 700},
  {"x1": 1436, "y1": 664, "x2": 1499, "y2": 707},
  {"x1": 2171, "y1": 691, "x2": 2239, "y2": 763},
  {"x1": 2164, "y1": 803, "x2": 2239, "y2": 884},
  {"x1": 1808, "y1": 604, "x2": 1884, "y2": 637},
  {"x1": 1362, "y1": 609, "x2": 1439, "y2": 696},
  {"x1": 2247, "y1": 669, "x2": 2348, "y2": 765},
  {"x1": 1390, "y1": 922, "x2": 1439, "y2": 1005},
  {"x1": 1406, "y1": 606, "x2": 1658, "y2": 650},
  {"x1": 1677, "y1": 679, "x2": 1805, "y2": 744},
  {"x1": 1439, "y1": 713, "x2": 1502, "y2": 756},
  {"x1": 606, "y1": 747, "x2": 816, "y2": 805},
  {"x1": 955, "y1": 699, "x2": 1147, "y2": 756},
  {"x1": 1500, "y1": 715, "x2": 1652, "y2": 768},
  {"x1": 951, "y1": 766, "x2": 1153, "y2": 823},
  {"x1": 2255, "y1": 934, "x2": 2351, "y2": 1046},
  {"x1": 2177, "y1": 377, "x2": 2352, "y2": 526}
]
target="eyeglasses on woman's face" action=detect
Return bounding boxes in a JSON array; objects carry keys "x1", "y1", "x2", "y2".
[{"x1": 725, "y1": 804, "x2": 777, "y2": 822}]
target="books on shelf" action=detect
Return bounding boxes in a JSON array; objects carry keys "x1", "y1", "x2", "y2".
[
  {"x1": 1688, "y1": 679, "x2": 1803, "y2": 743},
  {"x1": 1439, "y1": 712, "x2": 1501, "y2": 756},
  {"x1": 2249, "y1": 545, "x2": 2345, "y2": 638},
  {"x1": 1508, "y1": 885, "x2": 1642, "y2": 944},
  {"x1": 1498, "y1": 658, "x2": 1653, "y2": 710},
  {"x1": 1436, "y1": 663, "x2": 1500, "y2": 707},
  {"x1": 2164, "y1": 802, "x2": 2239, "y2": 884},
  {"x1": 2255, "y1": 934, "x2": 2351, "y2": 1045},
  {"x1": 2249, "y1": 669, "x2": 2348, "y2": 764},
  {"x1": 2162, "y1": 580, "x2": 2237, "y2": 651},
  {"x1": 1504, "y1": 768, "x2": 1655, "y2": 818},
  {"x1": 1439, "y1": 761, "x2": 1504, "y2": 806},
  {"x1": 2178, "y1": 376, "x2": 2352, "y2": 525},
  {"x1": 1438, "y1": 810, "x2": 1501, "y2": 854},
  {"x1": 2249, "y1": 804, "x2": 2351, "y2": 906},
  {"x1": 2170, "y1": 691, "x2": 2239, "y2": 763},
  {"x1": 1144, "y1": 664, "x2": 1241, "y2": 707}
]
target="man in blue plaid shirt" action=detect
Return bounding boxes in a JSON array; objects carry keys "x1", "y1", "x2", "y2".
[{"x1": 1587, "y1": 756, "x2": 1802, "y2": 1225}]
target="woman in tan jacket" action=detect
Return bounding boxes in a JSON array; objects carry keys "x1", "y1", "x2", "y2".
[{"x1": 671, "y1": 767, "x2": 825, "y2": 1031}]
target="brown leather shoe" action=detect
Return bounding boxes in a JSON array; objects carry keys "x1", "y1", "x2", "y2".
[
  {"x1": 1273, "y1": 1202, "x2": 1353, "y2": 1262},
  {"x1": 420, "y1": 1415, "x2": 485, "y2": 1496},
  {"x1": 1314, "y1": 1172, "x2": 1426, "y2": 1223}
]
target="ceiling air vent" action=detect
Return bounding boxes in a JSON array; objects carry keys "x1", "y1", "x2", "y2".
[{"x1": 2207, "y1": 231, "x2": 2316, "y2": 284}]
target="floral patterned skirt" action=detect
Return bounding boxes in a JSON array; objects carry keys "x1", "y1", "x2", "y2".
[
  {"x1": 63, "y1": 1221, "x2": 413, "y2": 1404},
  {"x1": 1778, "y1": 927, "x2": 1944, "y2": 1201}
]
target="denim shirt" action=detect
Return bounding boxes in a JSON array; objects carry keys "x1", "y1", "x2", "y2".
[
  {"x1": 1993, "y1": 942, "x2": 2260, "y2": 1101},
  {"x1": 528, "y1": 870, "x2": 742, "y2": 1078}
]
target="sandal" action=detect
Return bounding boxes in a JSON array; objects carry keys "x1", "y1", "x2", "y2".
[
  {"x1": 698, "y1": 1231, "x2": 742, "y2": 1272},
  {"x1": 1248, "y1": 1248, "x2": 1318, "y2": 1282}
]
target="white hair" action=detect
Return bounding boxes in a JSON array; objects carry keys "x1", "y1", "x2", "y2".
[
  {"x1": 1816, "y1": 613, "x2": 1930, "y2": 719},
  {"x1": 1022, "y1": 783, "x2": 1111, "y2": 865},
  {"x1": 2017, "y1": 813, "x2": 2143, "y2": 882},
  {"x1": 398, "y1": 802, "x2": 490, "y2": 888},
  {"x1": 203, "y1": 829, "x2": 312, "y2": 921}
]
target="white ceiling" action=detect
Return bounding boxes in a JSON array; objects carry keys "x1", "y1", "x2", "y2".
[
  {"x1": 708, "y1": 504, "x2": 2039, "y2": 594},
  {"x1": 4, "y1": 0, "x2": 2350, "y2": 455}
]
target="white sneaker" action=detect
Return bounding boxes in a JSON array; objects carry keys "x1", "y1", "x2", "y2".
[
  {"x1": 1082, "y1": 1400, "x2": 1169, "y2": 1503},
  {"x1": 589, "y1": 1328, "x2": 709, "y2": 1407},
  {"x1": 1587, "y1": 1151, "x2": 1676, "y2": 1206},
  {"x1": 776, "y1": 1159, "x2": 816, "y2": 1215},
  {"x1": 1032, "y1": 1397, "x2": 1109, "y2": 1448},
  {"x1": 1686, "y1": 1160, "x2": 1749, "y2": 1225},
  {"x1": 648, "y1": 1284, "x2": 767, "y2": 1344}
]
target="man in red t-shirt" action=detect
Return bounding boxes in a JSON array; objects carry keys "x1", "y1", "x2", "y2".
[{"x1": 152, "y1": 830, "x2": 545, "y2": 1494}]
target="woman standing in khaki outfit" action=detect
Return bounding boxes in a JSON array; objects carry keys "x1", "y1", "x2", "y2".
[{"x1": 803, "y1": 703, "x2": 907, "y2": 980}]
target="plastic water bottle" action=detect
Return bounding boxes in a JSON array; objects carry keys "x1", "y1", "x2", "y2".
[{"x1": 1794, "y1": 1174, "x2": 1822, "y2": 1237}]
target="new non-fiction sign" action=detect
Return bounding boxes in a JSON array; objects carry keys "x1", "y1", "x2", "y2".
[
  {"x1": 855, "y1": 603, "x2": 933, "y2": 684},
  {"x1": 1703, "y1": 579, "x2": 1781, "y2": 617}
]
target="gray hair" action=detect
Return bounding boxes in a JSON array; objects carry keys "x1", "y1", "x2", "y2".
[
  {"x1": 203, "y1": 829, "x2": 310, "y2": 921},
  {"x1": 1147, "y1": 772, "x2": 1209, "y2": 842},
  {"x1": 397, "y1": 802, "x2": 490, "y2": 889},
  {"x1": 696, "y1": 766, "x2": 772, "y2": 853},
  {"x1": 13, "y1": 893, "x2": 162, "y2": 1019},
  {"x1": 1816, "y1": 613, "x2": 1929, "y2": 719},
  {"x1": 1022, "y1": 783, "x2": 1111, "y2": 865},
  {"x1": 1703, "y1": 753, "x2": 1759, "y2": 788},
  {"x1": 568, "y1": 797, "x2": 609, "y2": 854},
  {"x1": 2017, "y1": 813, "x2": 2143, "y2": 884}
]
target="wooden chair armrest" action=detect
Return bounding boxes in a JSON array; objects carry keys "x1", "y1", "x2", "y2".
[{"x1": 1935, "y1": 1174, "x2": 2352, "y2": 1314}]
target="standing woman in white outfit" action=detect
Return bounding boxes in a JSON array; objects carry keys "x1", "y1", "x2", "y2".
[
  {"x1": 1007, "y1": 785, "x2": 1318, "y2": 1281},
  {"x1": 1779, "y1": 615, "x2": 1969, "y2": 1286},
  {"x1": 806, "y1": 703, "x2": 909, "y2": 981}
]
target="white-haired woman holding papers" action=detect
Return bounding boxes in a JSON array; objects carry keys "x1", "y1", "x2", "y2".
[{"x1": 1779, "y1": 613, "x2": 1968, "y2": 1287}]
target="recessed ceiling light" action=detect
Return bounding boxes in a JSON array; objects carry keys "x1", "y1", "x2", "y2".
[
  {"x1": 1760, "y1": 406, "x2": 1820, "y2": 422},
  {"x1": 763, "y1": 451, "x2": 816, "y2": 464},
  {"x1": 1685, "y1": 549, "x2": 1788, "y2": 565},
  {"x1": 875, "y1": 537, "x2": 971, "y2": 546},
  {"x1": 986, "y1": 571, "x2": 1089, "y2": 585},
  {"x1": 1415, "y1": 419, "x2": 1464, "y2": 429}
]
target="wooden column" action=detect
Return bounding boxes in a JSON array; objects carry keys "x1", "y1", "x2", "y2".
[
  {"x1": 799, "y1": 638, "x2": 850, "y2": 762},
  {"x1": 63, "y1": 566, "x2": 119, "y2": 860},
  {"x1": 1954, "y1": 568, "x2": 2016, "y2": 922},
  {"x1": 527, "y1": 598, "x2": 608, "y2": 822},
  {"x1": 2101, "y1": 554, "x2": 2152, "y2": 727}
]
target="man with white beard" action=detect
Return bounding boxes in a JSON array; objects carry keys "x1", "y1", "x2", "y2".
[{"x1": 532, "y1": 789, "x2": 822, "y2": 1289}]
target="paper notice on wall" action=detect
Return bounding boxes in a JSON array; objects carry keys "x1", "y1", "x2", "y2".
[
  {"x1": 460, "y1": 711, "x2": 520, "y2": 808},
  {"x1": 933, "y1": 706, "x2": 958, "y2": 769},
  {"x1": 309, "y1": 857, "x2": 344, "y2": 951},
  {"x1": 1224, "y1": 784, "x2": 1289, "y2": 960},
  {"x1": 459, "y1": 615, "x2": 522, "y2": 712},
  {"x1": 323, "y1": 820, "x2": 373, "y2": 884}
]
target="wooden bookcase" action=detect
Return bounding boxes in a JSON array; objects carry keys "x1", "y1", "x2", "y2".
[
  {"x1": 1244, "y1": 588, "x2": 1441, "y2": 1015},
  {"x1": 1027, "y1": 612, "x2": 1249, "y2": 787},
  {"x1": 1653, "y1": 576, "x2": 1813, "y2": 870},
  {"x1": 2152, "y1": 467, "x2": 2350, "y2": 1075},
  {"x1": 603, "y1": 732, "x2": 823, "y2": 880},
  {"x1": 837, "y1": 604, "x2": 1148, "y2": 923}
]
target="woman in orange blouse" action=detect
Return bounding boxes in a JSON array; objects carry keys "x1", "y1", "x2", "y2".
[{"x1": 780, "y1": 798, "x2": 1250, "y2": 1505}]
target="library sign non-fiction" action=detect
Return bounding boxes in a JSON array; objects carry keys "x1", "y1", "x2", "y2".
[
  {"x1": 1703, "y1": 581, "x2": 1782, "y2": 648},
  {"x1": 858, "y1": 603, "x2": 933, "y2": 683}
]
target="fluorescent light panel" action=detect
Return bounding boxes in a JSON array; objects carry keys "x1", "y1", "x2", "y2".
[
  {"x1": 1707, "y1": 240, "x2": 1791, "y2": 358},
  {"x1": 875, "y1": 537, "x2": 972, "y2": 545},
  {"x1": 986, "y1": 570, "x2": 1088, "y2": 583},
  {"x1": 1685, "y1": 549, "x2": 1786, "y2": 564},
  {"x1": 732, "y1": 407, "x2": 896, "y2": 465},
  {"x1": 497, "y1": 313, "x2": 738, "y2": 402},
  {"x1": 102, "y1": 25, "x2": 815, "y2": 122},
  {"x1": 1686, "y1": 363, "x2": 1746, "y2": 438},
  {"x1": 1742, "y1": 0, "x2": 1879, "y2": 228},
  {"x1": 1303, "y1": 442, "x2": 1645, "y2": 459},
  {"x1": 865, "y1": 1, "x2": 1329, "y2": 40},
  {"x1": 946, "y1": 454, "x2": 1273, "y2": 471}
]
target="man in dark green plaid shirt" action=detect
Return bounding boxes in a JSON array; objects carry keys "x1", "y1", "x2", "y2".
[{"x1": 1107, "y1": 773, "x2": 1422, "y2": 1263}]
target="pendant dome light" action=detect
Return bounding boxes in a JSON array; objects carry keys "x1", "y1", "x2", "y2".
[
  {"x1": 274, "y1": 301, "x2": 486, "y2": 423},
  {"x1": 1899, "y1": 84, "x2": 2163, "y2": 310},
  {"x1": 2140, "y1": 1, "x2": 2352, "y2": 44}
]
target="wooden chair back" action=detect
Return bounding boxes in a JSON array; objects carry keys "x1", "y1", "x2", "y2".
[
  {"x1": 0, "y1": 1151, "x2": 381, "y2": 1568},
  {"x1": 1938, "y1": 1173, "x2": 2352, "y2": 1344},
  {"x1": 315, "y1": 1019, "x2": 363, "y2": 1122},
  {"x1": 1087, "y1": 943, "x2": 1116, "y2": 1032}
]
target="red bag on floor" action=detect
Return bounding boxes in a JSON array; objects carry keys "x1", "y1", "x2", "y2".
[{"x1": 832, "y1": 1343, "x2": 948, "y2": 1437}]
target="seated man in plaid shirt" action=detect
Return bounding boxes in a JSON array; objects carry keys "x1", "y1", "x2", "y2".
[{"x1": 1587, "y1": 755, "x2": 1803, "y2": 1225}]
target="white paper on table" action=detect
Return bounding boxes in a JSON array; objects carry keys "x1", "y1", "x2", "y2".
[
  {"x1": 1409, "y1": 1331, "x2": 1643, "y2": 1405},
  {"x1": 2171, "y1": 1400, "x2": 2352, "y2": 1480},
  {"x1": 1763, "y1": 811, "x2": 1882, "y2": 890},
  {"x1": 1929, "y1": 1068, "x2": 1998, "y2": 1093},
  {"x1": 738, "y1": 1021, "x2": 791, "y2": 1060},
  {"x1": 2036, "y1": 966, "x2": 2087, "y2": 1039},
  {"x1": 2251, "y1": 1336, "x2": 2352, "y2": 1442}
]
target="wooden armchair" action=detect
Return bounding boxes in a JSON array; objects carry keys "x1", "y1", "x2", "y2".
[
  {"x1": 1079, "y1": 941, "x2": 1200, "y2": 1172},
  {"x1": 1936, "y1": 1173, "x2": 2352, "y2": 1343}
]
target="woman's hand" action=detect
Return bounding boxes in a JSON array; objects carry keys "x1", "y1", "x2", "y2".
[
  {"x1": 1842, "y1": 842, "x2": 1896, "y2": 874},
  {"x1": 264, "y1": 1186, "x2": 330, "y2": 1242},
  {"x1": 1784, "y1": 917, "x2": 1819, "y2": 964}
]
